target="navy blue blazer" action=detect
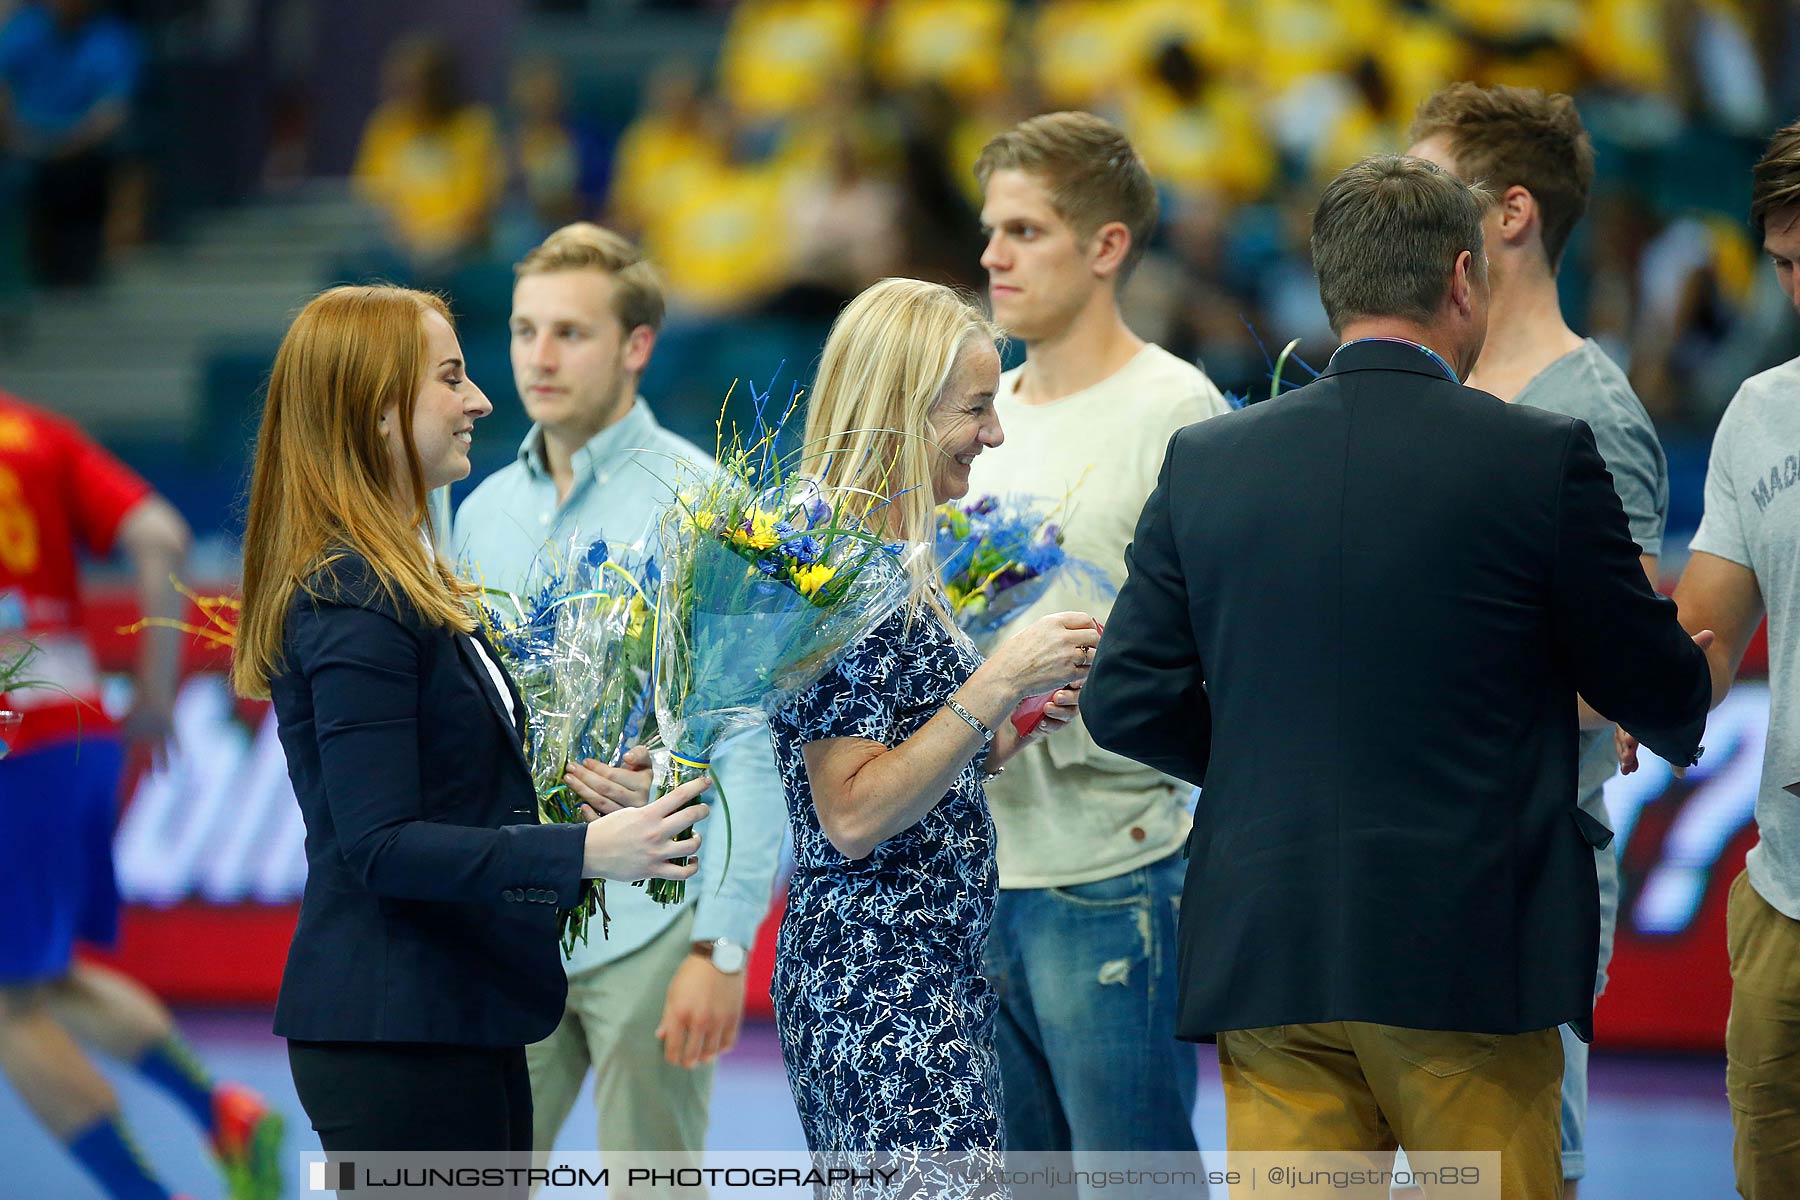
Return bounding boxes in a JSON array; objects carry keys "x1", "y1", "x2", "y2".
[
  {"x1": 268, "y1": 550, "x2": 586, "y2": 1047},
  {"x1": 1085, "y1": 339, "x2": 1711, "y2": 1043}
]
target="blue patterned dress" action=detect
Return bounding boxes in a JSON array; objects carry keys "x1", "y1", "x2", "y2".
[{"x1": 770, "y1": 600, "x2": 1003, "y2": 1179}]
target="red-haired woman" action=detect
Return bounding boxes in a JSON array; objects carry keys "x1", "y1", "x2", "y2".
[{"x1": 232, "y1": 285, "x2": 711, "y2": 1155}]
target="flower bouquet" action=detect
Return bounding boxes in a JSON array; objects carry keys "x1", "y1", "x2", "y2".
[
  {"x1": 476, "y1": 537, "x2": 658, "y2": 952},
  {"x1": 648, "y1": 422, "x2": 921, "y2": 906},
  {"x1": 936, "y1": 493, "x2": 1113, "y2": 651}
]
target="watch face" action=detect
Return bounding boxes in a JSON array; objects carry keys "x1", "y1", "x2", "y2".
[{"x1": 712, "y1": 939, "x2": 747, "y2": 974}]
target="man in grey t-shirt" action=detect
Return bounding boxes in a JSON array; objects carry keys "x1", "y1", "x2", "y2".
[
  {"x1": 1621, "y1": 119, "x2": 1800, "y2": 1197},
  {"x1": 1411, "y1": 85, "x2": 1665, "y2": 1195},
  {"x1": 1516, "y1": 344, "x2": 1667, "y2": 875}
]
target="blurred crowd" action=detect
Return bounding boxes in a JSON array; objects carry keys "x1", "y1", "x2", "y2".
[
  {"x1": 2, "y1": 0, "x2": 1795, "y2": 432},
  {"x1": 341, "y1": 0, "x2": 1792, "y2": 431}
]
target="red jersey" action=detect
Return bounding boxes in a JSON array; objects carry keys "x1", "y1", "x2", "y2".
[{"x1": 0, "y1": 392, "x2": 152, "y2": 752}]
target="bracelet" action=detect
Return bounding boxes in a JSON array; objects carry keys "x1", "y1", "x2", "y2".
[{"x1": 944, "y1": 697, "x2": 994, "y2": 745}]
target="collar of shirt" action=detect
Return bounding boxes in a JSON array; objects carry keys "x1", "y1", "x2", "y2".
[
  {"x1": 458, "y1": 396, "x2": 687, "y2": 591},
  {"x1": 1330, "y1": 336, "x2": 1460, "y2": 384},
  {"x1": 517, "y1": 397, "x2": 661, "y2": 490}
]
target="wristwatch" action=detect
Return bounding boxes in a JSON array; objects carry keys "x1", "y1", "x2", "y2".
[{"x1": 692, "y1": 937, "x2": 747, "y2": 975}]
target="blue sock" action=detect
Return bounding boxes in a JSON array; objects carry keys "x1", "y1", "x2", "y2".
[
  {"x1": 65, "y1": 1116, "x2": 171, "y2": 1200},
  {"x1": 135, "y1": 1036, "x2": 217, "y2": 1137}
]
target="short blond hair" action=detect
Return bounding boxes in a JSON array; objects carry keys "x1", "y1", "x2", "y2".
[
  {"x1": 514, "y1": 222, "x2": 666, "y2": 333},
  {"x1": 974, "y1": 111, "x2": 1159, "y2": 278}
]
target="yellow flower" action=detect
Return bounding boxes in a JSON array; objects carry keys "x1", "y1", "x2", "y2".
[
  {"x1": 691, "y1": 508, "x2": 719, "y2": 532},
  {"x1": 626, "y1": 596, "x2": 648, "y2": 639},
  {"x1": 743, "y1": 509, "x2": 780, "y2": 550},
  {"x1": 792, "y1": 562, "x2": 836, "y2": 598}
]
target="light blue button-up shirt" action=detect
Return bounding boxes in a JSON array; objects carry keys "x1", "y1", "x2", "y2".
[{"x1": 453, "y1": 398, "x2": 786, "y2": 976}]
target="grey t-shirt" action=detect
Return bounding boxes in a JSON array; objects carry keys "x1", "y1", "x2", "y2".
[
  {"x1": 1515, "y1": 339, "x2": 1670, "y2": 829},
  {"x1": 1690, "y1": 354, "x2": 1800, "y2": 920}
]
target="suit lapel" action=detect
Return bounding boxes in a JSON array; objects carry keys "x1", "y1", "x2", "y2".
[{"x1": 454, "y1": 631, "x2": 533, "y2": 780}]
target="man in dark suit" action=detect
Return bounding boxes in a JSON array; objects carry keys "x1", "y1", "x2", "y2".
[{"x1": 1083, "y1": 155, "x2": 1713, "y2": 1200}]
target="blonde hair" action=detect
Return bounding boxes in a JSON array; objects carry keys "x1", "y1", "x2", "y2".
[
  {"x1": 974, "y1": 111, "x2": 1159, "y2": 280},
  {"x1": 232, "y1": 285, "x2": 480, "y2": 699},
  {"x1": 514, "y1": 221, "x2": 665, "y2": 333},
  {"x1": 800, "y1": 278, "x2": 1000, "y2": 621}
]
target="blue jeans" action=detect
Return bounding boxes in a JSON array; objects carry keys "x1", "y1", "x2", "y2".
[{"x1": 984, "y1": 851, "x2": 1199, "y2": 1191}]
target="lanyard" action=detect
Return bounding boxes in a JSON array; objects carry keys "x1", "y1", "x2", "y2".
[{"x1": 1332, "y1": 336, "x2": 1460, "y2": 384}]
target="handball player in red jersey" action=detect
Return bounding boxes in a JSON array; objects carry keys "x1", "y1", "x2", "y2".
[{"x1": 0, "y1": 391, "x2": 284, "y2": 1200}]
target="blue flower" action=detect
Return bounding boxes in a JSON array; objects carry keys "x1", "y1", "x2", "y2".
[
  {"x1": 1021, "y1": 534, "x2": 1065, "y2": 575},
  {"x1": 780, "y1": 535, "x2": 823, "y2": 564}
]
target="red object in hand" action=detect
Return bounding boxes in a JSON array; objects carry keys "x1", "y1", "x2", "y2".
[
  {"x1": 1010, "y1": 691, "x2": 1053, "y2": 737},
  {"x1": 1010, "y1": 621, "x2": 1102, "y2": 737}
]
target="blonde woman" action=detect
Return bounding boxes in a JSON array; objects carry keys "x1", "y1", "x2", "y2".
[
  {"x1": 771, "y1": 278, "x2": 1100, "y2": 1171},
  {"x1": 233, "y1": 285, "x2": 711, "y2": 1154}
]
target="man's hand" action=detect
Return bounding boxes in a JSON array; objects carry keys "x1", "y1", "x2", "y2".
[
  {"x1": 1617, "y1": 629, "x2": 1716, "y2": 777},
  {"x1": 656, "y1": 951, "x2": 746, "y2": 1069},
  {"x1": 1025, "y1": 685, "x2": 1081, "y2": 744},
  {"x1": 1614, "y1": 724, "x2": 1639, "y2": 775},
  {"x1": 119, "y1": 687, "x2": 176, "y2": 768}
]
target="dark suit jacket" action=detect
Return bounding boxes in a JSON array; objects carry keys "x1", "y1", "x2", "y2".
[
  {"x1": 1084, "y1": 339, "x2": 1710, "y2": 1043},
  {"x1": 269, "y1": 550, "x2": 586, "y2": 1047}
]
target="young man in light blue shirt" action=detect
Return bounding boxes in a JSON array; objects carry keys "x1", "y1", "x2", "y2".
[{"x1": 454, "y1": 223, "x2": 785, "y2": 1176}]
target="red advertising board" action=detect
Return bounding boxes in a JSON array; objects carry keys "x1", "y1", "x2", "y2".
[{"x1": 69, "y1": 586, "x2": 1769, "y2": 1047}]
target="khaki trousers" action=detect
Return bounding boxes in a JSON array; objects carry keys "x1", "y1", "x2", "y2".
[
  {"x1": 527, "y1": 907, "x2": 713, "y2": 1196},
  {"x1": 1218, "y1": 1021, "x2": 1563, "y2": 1200},
  {"x1": 1726, "y1": 868, "x2": 1800, "y2": 1197}
]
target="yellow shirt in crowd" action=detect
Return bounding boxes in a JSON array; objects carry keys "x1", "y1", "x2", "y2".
[
  {"x1": 719, "y1": 0, "x2": 867, "y2": 121},
  {"x1": 1251, "y1": 0, "x2": 1385, "y2": 92},
  {"x1": 1122, "y1": 81, "x2": 1274, "y2": 203},
  {"x1": 1435, "y1": 0, "x2": 1580, "y2": 41},
  {"x1": 875, "y1": 0, "x2": 1009, "y2": 101},
  {"x1": 1578, "y1": 0, "x2": 1671, "y2": 93},
  {"x1": 640, "y1": 159, "x2": 790, "y2": 314},
  {"x1": 608, "y1": 113, "x2": 724, "y2": 236},
  {"x1": 1028, "y1": 0, "x2": 1144, "y2": 110},
  {"x1": 1123, "y1": 0, "x2": 1257, "y2": 77},
  {"x1": 352, "y1": 103, "x2": 504, "y2": 260}
]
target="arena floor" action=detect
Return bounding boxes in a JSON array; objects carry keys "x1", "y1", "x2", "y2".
[{"x1": 0, "y1": 1011, "x2": 1735, "y2": 1198}]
